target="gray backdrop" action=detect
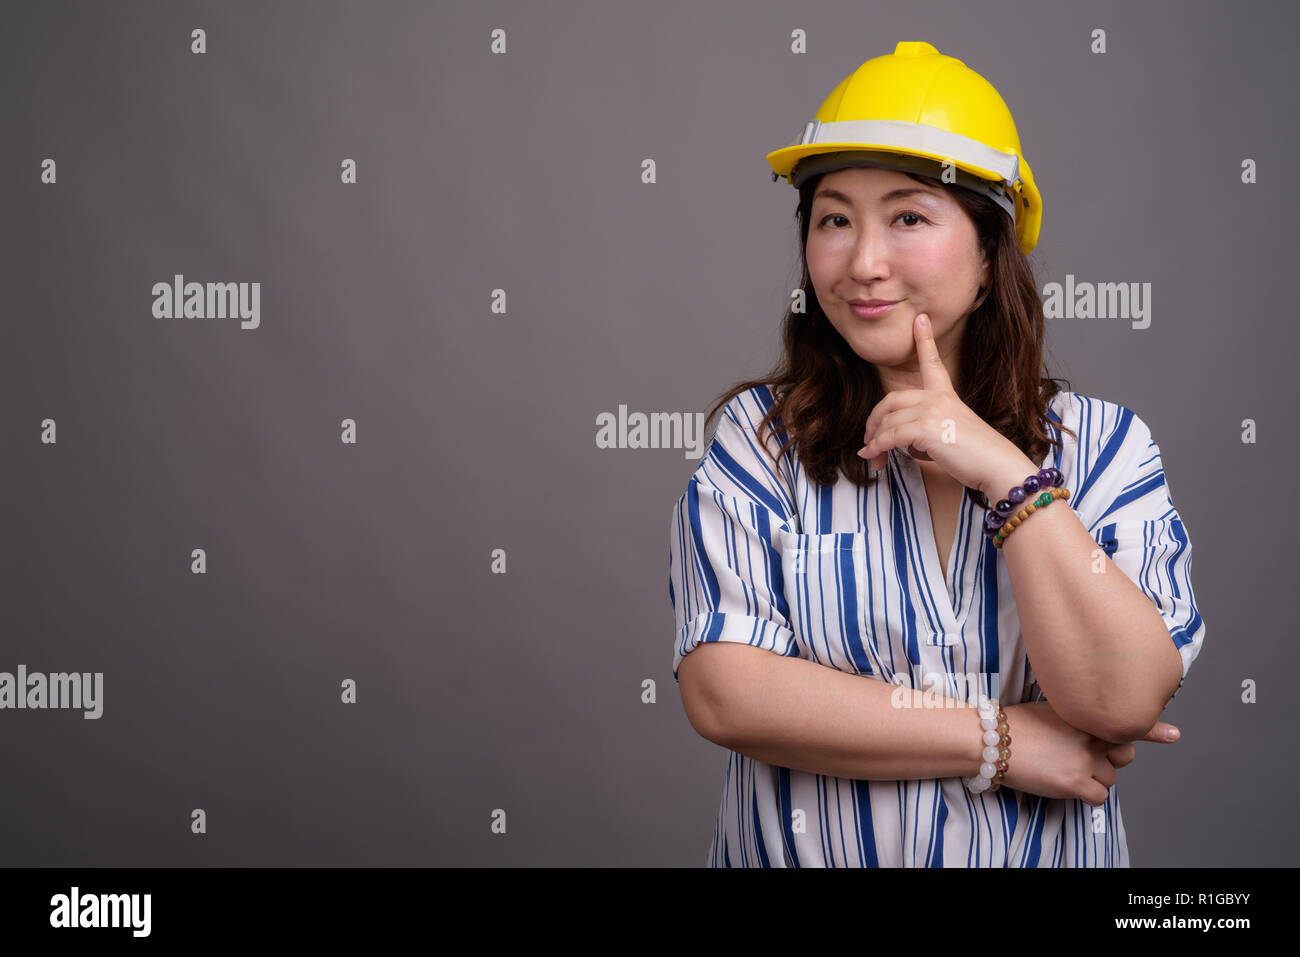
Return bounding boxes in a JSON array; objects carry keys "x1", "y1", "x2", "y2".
[{"x1": 2, "y1": 0, "x2": 1295, "y2": 866}]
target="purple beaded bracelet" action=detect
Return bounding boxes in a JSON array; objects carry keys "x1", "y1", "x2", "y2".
[{"x1": 982, "y1": 467, "x2": 1065, "y2": 541}]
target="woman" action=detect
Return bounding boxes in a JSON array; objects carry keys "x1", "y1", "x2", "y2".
[{"x1": 667, "y1": 41, "x2": 1205, "y2": 867}]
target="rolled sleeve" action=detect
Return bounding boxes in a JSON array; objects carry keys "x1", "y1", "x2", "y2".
[
  {"x1": 667, "y1": 389, "x2": 800, "y2": 682},
  {"x1": 1074, "y1": 407, "x2": 1206, "y2": 701}
]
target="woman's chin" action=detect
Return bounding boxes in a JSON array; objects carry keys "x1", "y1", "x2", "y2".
[{"x1": 837, "y1": 329, "x2": 915, "y2": 366}]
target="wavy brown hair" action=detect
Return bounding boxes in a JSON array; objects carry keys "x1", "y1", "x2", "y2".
[{"x1": 703, "y1": 167, "x2": 1078, "y2": 510}]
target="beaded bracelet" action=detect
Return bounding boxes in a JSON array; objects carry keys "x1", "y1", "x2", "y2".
[
  {"x1": 992, "y1": 488, "x2": 1070, "y2": 548},
  {"x1": 964, "y1": 694, "x2": 1010, "y2": 794},
  {"x1": 983, "y1": 466, "x2": 1071, "y2": 549}
]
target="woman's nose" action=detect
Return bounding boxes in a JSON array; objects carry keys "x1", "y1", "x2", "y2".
[{"x1": 847, "y1": 226, "x2": 891, "y2": 283}]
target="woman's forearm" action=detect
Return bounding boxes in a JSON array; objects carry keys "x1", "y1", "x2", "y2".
[{"x1": 710, "y1": 646, "x2": 988, "y2": 781}]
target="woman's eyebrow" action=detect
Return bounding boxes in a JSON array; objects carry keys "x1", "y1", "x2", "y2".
[{"x1": 814, "y1": 187, "x2": 942, "y2": 206}]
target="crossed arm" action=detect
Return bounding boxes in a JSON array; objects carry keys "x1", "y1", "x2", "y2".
[{"x1": 994, "y1": 467, "x2": 1184, "y2": 744}]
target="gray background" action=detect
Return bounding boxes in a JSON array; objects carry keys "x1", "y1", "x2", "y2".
[{"x1": 1, "y1": 0, "x2": 1294, "y2": 866}]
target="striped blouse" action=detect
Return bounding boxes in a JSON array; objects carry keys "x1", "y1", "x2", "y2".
[{"x1": 667, "y1": 384, "x2": 1205, "y2": 867}]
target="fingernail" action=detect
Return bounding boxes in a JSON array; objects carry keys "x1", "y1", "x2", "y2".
[
  {"x1": 918, "y1": 314, "x2": 929, "y2": 327},
  {"x1": 857, "y1": 446, "x2": 870, "y2": 459},
  {"x1": 1166, "y1": 727, "x2": 1180, "y2": 741}
]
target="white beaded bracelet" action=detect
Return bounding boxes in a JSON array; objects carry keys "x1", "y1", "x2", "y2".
[{"x1": 963, "y1": 693, "x2": 1010, "y2": 794}]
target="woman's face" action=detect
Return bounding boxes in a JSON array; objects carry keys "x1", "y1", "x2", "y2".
[{"x1": 805, "y1": 166, "x2": 990, "y2": 389}]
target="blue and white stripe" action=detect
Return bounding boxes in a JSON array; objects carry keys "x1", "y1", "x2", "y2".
[{"x1": 668, "y1": 384, "x2": 1205, "y2": 867}]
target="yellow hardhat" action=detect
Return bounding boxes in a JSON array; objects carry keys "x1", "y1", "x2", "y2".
[{"x1": 767, "y1": 41, "x2": 1042, "y2": 255}]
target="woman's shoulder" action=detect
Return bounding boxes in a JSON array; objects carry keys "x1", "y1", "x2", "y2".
[
  {"x1": 719, "y1": 382, "x2": 782, "y2": 418},
  {"x1": 1044, "y1": 389, "x2": 1154, "y2": 444},
  {"x1": 1040, "y1": 389, "x2": 1161, "y2": 479},
  {"x1": 714, "y1": 383, "x2": 790, "y2": 446},
  {"x1": 703, "y1": 383, "x2": 799, "y2": 501},
  {"x1": 1041, "y1": 389, "x2": 1182, "y2": 533}
]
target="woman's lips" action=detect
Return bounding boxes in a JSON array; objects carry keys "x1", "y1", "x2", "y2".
[{"x1": 849, "y1": 301, "x2": 898, "y2": 319}]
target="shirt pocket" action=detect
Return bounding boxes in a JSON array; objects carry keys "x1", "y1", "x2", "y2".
[{"x1": 778, "y1": 530, "x2": 888, "y2": 677}]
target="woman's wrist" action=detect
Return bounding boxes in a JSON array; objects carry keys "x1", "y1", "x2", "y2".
[
  {"x1": 979, "y1": 454, "x2": 1042, "y2": 500},
  {"x1": 963, "y1": 695, "x2": 1011, "y2": 793},
  {"x1": 994, "y1": 704, "x2": 1028, "y2": 792},
  {"x1": 954, "y1": 700, "x2": 992, "y2": 778}
]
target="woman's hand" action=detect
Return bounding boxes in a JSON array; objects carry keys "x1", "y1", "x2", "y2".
[
  {"x1": 997, "y1": 701, "x2": 1180, "y2": 807},
  {"x1": 857, "y1": 312, "x2": 1038, "y2": 498}
]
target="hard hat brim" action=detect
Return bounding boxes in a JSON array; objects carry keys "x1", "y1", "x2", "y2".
[{"x1": 768, "y1": 140, "x2": 1042, "y2": 256}]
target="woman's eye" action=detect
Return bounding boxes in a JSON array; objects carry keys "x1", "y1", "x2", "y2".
[{"x1": 818, "y1": 211, "x2": 927, "y2": 228}]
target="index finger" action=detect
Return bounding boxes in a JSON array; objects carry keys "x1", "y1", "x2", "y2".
[{"x1": 914, "y1": 313, "x2": 953, "y2": 394}]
